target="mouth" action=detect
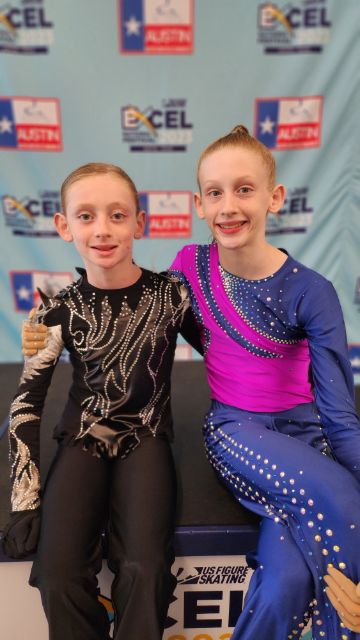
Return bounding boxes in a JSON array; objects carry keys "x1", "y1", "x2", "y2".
[
  {"x1": 91, "y1": 244, "x2": 118, "y2": 255},
  {"x1": 216, "y1": 221, "x2": 247, "y2": 235}
]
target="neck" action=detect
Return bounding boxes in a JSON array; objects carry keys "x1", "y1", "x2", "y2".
[
  {"x1": 85, "y1": 263, "x2": 142, "y2": 289},
  {"x1": 218, "y1": 242, "x2": 287, "y2": 280}
]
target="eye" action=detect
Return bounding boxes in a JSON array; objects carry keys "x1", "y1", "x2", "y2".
[
  {"x1": 112, "y1": 210, "x2": 125, "y2": 221},
  {"x1": 207, "y1": 189, "x2": 221, "y2": 198},
  {"x1": 238, "y1": 186, "x2": 252, "y2": 194},
  {"x1": 78, "y1": 212, "x2": 93, "y2": 221}
]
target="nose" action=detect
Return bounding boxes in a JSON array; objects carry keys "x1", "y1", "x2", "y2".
[
  {"x1": 94, "y1": 216, "x2": 112, "y2": 237},
  {"x1": 220, "y1": 192, "x2": 237, "y2": 217}
]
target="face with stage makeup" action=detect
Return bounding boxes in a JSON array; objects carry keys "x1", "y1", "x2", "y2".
[
  {"x1": 195, "y1": 145, "x2": 285, "y2": 256},
  {"x1": 54, "y1": 171, "x2": 145, "y2": 287}
]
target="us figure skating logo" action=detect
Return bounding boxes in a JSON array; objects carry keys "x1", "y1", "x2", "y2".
[
  {"x1": 2, "y1": 190, "x2": 60, "y2": 236},
  {"x1": 140, "y1": 191, "x2": 192, "y2": 238},
  {"x1": 257, "y1": 1, "x2": 331, "y2": 54},
  {"x1": 0, "y1": 97, "x2": 62, "y2": 151},
  {"x1": 121, "y1": 99, "x2": 193, "y2": 151},
  {"x1": 0, "y1": 0, "x2": 54, "y2": 53},
  {"x1": 119, "y1": 0, "x2": 194, "y2": 54},
  {"x1": 254, "y1": 95, "x2": 323, "y2": 150}
]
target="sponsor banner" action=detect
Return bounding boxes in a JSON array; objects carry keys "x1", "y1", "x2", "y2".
[
  {"x1": 140, "y1": 190, "x2": 192, "y2": 238},
  {"x1": 121, "y1": 98, "x2": 193, "y2": 152},
  {"x1": 255, "y1": 95, "x2": 323, "y2": 150},
  {"x1": 119, "y1": 0, "x2": 194, "y2": 54},
  {"x1": 0, "y1": 97, "x2": 62, "y2": 151},
  {"x1": 354, "y1": 277, "x2": 360, "y2": 307},
  {"x1": 10, "y1": 270, "x2": 73, "y2": 312},
  {"x1": 164, "y1": 555, "x2": 252, "y2": 638},
  {"x1": 0, "y1": 0, "x2": 54, "y2": 54},
  {"x1": 257, "y1": 1, "x2": 331, "y2": 54},
  {"x1": 349, "y1": 345, "x2": 360, "y2": 375},
  {"x1": 2, "y1": 190, "x2": 60, "y2": 236},
  {"x1": 266, "y1": 186, "x2": 313, "y2": 235}
]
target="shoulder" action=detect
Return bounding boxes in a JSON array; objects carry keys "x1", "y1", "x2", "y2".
[
  {"x1": 34, "y1": 275, "x2": 82, "y2": 324},
  {"x1": 144, "y1": 268, "x2": 189, "y2": 305},
  {"x1": 169, "y1": 243, "x2": 209, "y2": 272},
  {"x1": 285, "y1": 255, "x2": 335, "y2": 293}
]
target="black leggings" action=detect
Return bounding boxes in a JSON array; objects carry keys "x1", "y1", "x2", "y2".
[{"x1": 30, "y1": 436, "x2": 177, "y2": 640}]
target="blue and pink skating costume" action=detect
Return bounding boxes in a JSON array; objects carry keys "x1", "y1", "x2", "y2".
[{"x1": 170, "y1": 243, "x2": 360, "y2": 640}]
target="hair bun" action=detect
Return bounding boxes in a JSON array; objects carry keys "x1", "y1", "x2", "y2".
[{"x1": 230, "y1": 124, "x2": 250, "y2": 136}]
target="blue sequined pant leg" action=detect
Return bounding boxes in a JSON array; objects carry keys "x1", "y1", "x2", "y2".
[{"x1": 204, "y1": 400, "x2": 360, "y2": 640}]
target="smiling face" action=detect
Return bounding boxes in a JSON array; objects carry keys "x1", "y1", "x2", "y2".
[
  {"x1": 195, "y1": 146, "x2": 285, "y2": 257},
  {"x1": 54, "y1": 172, "x2": 145, "y2": 285}
]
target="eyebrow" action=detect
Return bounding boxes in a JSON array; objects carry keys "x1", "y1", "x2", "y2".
[
  {"x1": 202, "y1": 176, "x2": 256, "y2": 187},
  {"x1": 72, "y1": 202, "x2": 130, "y2": 213}
]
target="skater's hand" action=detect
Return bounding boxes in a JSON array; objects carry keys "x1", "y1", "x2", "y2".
[
  {"x1": 2, "y1": 509, "x2": 41, "y2": 559},
  {"x1": 324, "y1": 565, "x2": 360, "y2": 632},
  {"x1": 22, "y1": 309, "x2": 47, "y2": 356}
]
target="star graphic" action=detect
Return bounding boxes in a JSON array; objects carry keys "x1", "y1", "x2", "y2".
[
  {"x1": 259, "y1": 116, "x2": 275, "y2": 135},
  {"x1": 125, "y1": 16, "x2": 142, "y2": 36},
  {"x1": 17, "y1": 285, "x2": 32, "y2": 301},
  {"x1": 0, "y1": 116, "x2": 13, "y2": 134}
]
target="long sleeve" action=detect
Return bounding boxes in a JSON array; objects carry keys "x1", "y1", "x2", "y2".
[
  {"x1": 298, "y1": 278, "x2": 360, "y2": 481},
  {"x1": 179, "y1": 306, "x2": 203, "y2": 355},
  {"x1": 9, "y1": 322, "x2": 64, "y2": 511}
]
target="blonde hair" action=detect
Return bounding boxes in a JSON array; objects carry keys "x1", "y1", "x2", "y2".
[
  {"x1": 197, "y1": 124, "x2": 276, "y2": 189},
  {"x1": 61, "y1": 162, "x2": 140, "y2": 213}
]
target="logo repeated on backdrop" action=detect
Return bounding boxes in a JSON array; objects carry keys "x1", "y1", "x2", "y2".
[
  {"x1": 139, "y1": 191, "x2": 192, "y2": 238},
  {"x1": 0, "y1": 0, "x2": 54, "y2": 54},
  {"x1": 254, "y1": 95, "x2": 323, "y2": 150},
  {"x1": 266, "y1": 186, "x2": 313, "y2": 235},
  {"x1": 0, "y1": 97, "x2": 62, "y2": 151},
  {"x1": 121, "y1": 99, "x2": 193, "y2": 151},
  {"x1": 10, "y1": 270, "x2": 73, "y2": 312},
  {"x1": 349, "y1": 346, "x2": 360, "y2": 375},
  {"x1": 2, "y1": 190, "x2": 60, "y2": 236},
  {"x1": 119, "y1": 0, "x2": 194, "y2": 54},
  {"x1": 257, "y1": 0, "x2": 331, "y2": 54}
]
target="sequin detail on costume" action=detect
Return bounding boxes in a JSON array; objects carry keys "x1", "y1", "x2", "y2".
[{"x1": 9, "y1": 270, "x2": 190, "y2": 510}]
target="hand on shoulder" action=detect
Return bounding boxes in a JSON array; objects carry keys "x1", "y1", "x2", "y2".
[
  {"x1": 324, "y1": 565, "x2": 360, "y2": 632},
  {"x1": 22, "y1": 308, "x2": 48, "y2": 356}
]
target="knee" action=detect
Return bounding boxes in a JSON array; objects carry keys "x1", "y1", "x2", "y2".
[
  {"x1": 31, "y1": 557, "x2": 95, "y2": 595},
  {"x1": 261, "y1": 562, "x2": 312, "y2": 604},
  {"x1": 110, "y1": 546, "x2": 173, "y2": 582}
]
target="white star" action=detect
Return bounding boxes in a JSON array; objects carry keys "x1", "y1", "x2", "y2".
[
  {"x1": 17, "y1": 286, "x2": 32, "y2": 301},
  {"x1": 260, "y1": 116, "x2": 275, "y2": 135},
  {"x1": 0, "y1": 116, "x2": 13, "y2": 134},
  {"x1": 125, "y1": 16, "x2": 142, "y2": 36}
]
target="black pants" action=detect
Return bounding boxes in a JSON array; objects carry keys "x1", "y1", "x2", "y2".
[{"x1": 30, "y1": 436, "x2": 177, "y2": 640}]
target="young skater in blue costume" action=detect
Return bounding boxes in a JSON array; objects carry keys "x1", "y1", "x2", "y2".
[{"x1": 169, "y1": 125, "x2": 360, "y2": 639}]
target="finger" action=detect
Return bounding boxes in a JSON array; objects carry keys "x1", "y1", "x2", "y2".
[
  {"x1": 325, "y1": 586, "x2": 360, "y2": 629},
  {"x1": 22, "y1": 331, "x2": 47, "y2": 341},
  {"x1": 327, "y1": 566, "x2": 360, "y2": 603},
  {"x1": 324, "y1": 576, "x2": 360, "y2": 610},
  {"x1": 23, "y1": 325, "x2": 47, "y2": 334},
  {"x1": 325, "y1": 587, "x2": 360, "y2": 631},
  {"x1": 29, "y1": 307, "x2": 37, "y2": 320},
  {"x1": 23, "y1": 349, "x2": 38, "y2": 357}
]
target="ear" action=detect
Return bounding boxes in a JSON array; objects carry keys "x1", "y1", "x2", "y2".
[
  {"x1": 268, "y1": 184, "x2": 286, "y2": 214},
  {"x1": 194, "y1": 192, "x2": 205, "y2": 219},
  {"x1": 134, "y1": 210, "x2": 146, "y2": 239},
  {"x1": 54, "y1": 212, "x2": 73, "y2": 242}
]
